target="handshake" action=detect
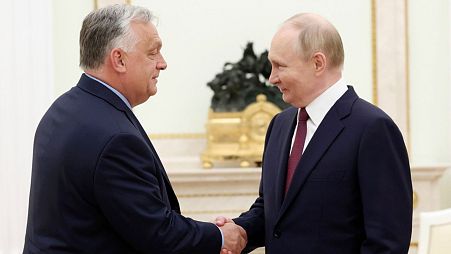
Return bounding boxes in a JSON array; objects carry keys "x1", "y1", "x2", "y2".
[{"x1": 214, "y1": 216, "x2": 247, "y2": 254}]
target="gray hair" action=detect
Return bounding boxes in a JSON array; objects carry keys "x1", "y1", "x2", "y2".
[
  {"x1": 79, "y1": 4, "x2": 153, "y2": 70},
  {"x1": 285, "y1": 13, "x2": 344, "y2": 69}
]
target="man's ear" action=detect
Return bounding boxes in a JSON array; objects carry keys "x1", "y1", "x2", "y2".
[
  {"x1": 110, "y1": 48, "x2": 127, "y2": 73},
  {"x1": 312, "y1": 52, "x2": 326, "y2": 75}
]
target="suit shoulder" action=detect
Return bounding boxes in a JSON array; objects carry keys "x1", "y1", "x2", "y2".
[
  {"x1": 38, "y1": 86, "x2": 140, "y2": 153},
  {"x1": 56, "y1": 87, "x2": 133, "y2": 133},
  {"x1": 345, "y1": 98, "x2": 404, "y2": 139},
  {"x1": 352, "y1": 98, "x2": 395, "y2": 123}
]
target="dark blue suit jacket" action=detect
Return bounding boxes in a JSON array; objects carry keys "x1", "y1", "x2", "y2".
[
  {"x1": 23, "y1": 74, "x2": 221, "y2": 254},
  {"x1": 234, "y1": 87, "x2": 412, "y2": 254}
]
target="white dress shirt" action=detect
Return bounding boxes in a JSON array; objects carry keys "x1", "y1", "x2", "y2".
[{"x1": 290, "y1": 78, "x2": 349, "y2": 155}]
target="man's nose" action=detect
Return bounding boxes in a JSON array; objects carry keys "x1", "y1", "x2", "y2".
[
  {"x1": 268, "y1": 69, "x2": 279, "y2": 84},
  {"x1": 158, "y1": 54, "x2": 167, "y2": 70}
]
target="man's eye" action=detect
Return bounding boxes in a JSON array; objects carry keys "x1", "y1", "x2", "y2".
[{"x1": 148, "y1": 50, "x2": 159, "y2": 56}]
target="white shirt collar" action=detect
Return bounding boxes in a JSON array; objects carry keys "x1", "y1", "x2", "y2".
[{"x1": 304, "y1": 78, "x2": 348, "y2": 127}]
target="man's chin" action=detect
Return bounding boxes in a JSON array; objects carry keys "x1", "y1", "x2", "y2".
[
  {"x1": 146, "y1": 90, "x2": 156, "y2": 98},
  {"x1": 148, "y1": 84, "x2": 158, "y2": 96},
  {"x1": 281, "y1": 94, "x2": 291, "y2": 104}
]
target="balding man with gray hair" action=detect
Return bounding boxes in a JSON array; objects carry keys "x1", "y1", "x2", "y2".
[
  {"x1": 217, "y1": 13, "x2": 412, "y2": 254},
  {"x1": 23, "y1": 4, "x2": 246, "y2": 254}
]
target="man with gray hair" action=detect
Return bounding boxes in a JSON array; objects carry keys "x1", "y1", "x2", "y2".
[
  {"x1": 217, "y1": 13, "x2": 412, "y2": 254},
  {"x1": 23, "y1": 4, "x2": 246, "y2": 254}
]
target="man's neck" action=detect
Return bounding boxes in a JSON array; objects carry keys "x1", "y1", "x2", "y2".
[
  {"x1": 312, "y1": 71, "x2": 342, "y2": 102},
  {"x1": 85, "y1": 69, "x2": 125, "y2": 96},
  {"x1": 84, "y1": 69, "x2": 133, "y2": 108}
]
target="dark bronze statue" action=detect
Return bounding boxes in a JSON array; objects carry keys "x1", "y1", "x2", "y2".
[{"x1": 207, "y1": 42, "x2": 289, "y2": 112}]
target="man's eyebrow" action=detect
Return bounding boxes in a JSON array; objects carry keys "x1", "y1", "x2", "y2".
[
  {"x1": 268, "y1": 57, "x2": 281, "y2": 65},
  {"x1": 152, "y1": 39, "x2": 162, "y2": 49},
  {"x1": 268, "y1": 55, "x2": 274, "y2": 63}
]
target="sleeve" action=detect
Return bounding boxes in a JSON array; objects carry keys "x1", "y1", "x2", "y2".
[
  {"x1": 358, "y1": 117, "x2": 413, "y2": 254},
  {"x1": 93, "y1": 133, "x2": 222, "y2": 254},
  {"x1": 233, "y1": 115, "x2": 278, "y2": 252},
  {"x1": 233, "y1": 182, "x2": 265, "y2": 253}
]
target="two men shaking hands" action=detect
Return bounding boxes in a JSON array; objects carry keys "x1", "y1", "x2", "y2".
[{"x1": 23, "y1": 4, "x2": 412, "y2": 254}]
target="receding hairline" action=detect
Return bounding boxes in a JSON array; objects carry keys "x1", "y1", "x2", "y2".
[
  {"x1": 277, "y1": 12, "x2": 345, "y2": 69},
  {"x1": 283, "y1": 13, "x2": 337, "y2": 35}
]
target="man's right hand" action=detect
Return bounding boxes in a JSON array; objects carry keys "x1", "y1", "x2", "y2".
[
  {"x1": 215, "y1": 216, "x2": 233, "y2": 227},
  {"x1": 218, "y1": 220, "x2": 247, "y2": 254}
]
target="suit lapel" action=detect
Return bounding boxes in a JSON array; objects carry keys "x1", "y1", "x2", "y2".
[
  {"x1": 77, "y1": 74, "x2": 180, "y2": 212},
  {"x1": 124, "y1": 110, "x2": 173, "y2": 186},
  {"x1": 275, "y1": 87, "x2": 358, "y2": 223},
  {"x1": 124, "y1": 110, "x2": 180, "y2": 212}
]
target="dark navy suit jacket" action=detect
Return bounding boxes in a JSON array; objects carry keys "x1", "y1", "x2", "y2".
[
  {"x1": 23, "y1": 74, "x2": 221, "y2": 254},
  {"x1": 234, "y1": 87, "x2": 412, "y2": 254}
]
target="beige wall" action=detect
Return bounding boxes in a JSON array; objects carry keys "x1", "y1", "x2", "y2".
[
  {"x1": 52, "y1": 0, "x2": 92, "y2": 96},
  {"x1": 409, "y1": 0, "x2": 450, "y2": 165},
  {"x1": 408, "y1": 0, "x2": 451, "y2": 207}
]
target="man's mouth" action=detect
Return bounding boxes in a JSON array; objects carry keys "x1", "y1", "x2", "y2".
[{"x1": 278, "y1": 86, "x2": 287, "y2": 92}]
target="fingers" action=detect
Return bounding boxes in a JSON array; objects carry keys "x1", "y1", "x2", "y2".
[
  {"x1": 238, "y1": 225, "x2": 248, "y2": 242},
  {"x1": 221, "y1": 223, "x2": 247, "y2": 254},
  {"x1": 215, "y1": 216, "x2": 246, "y2": 254},
  {"x1": 215, "y1": 216, "x2": 233, "y2": 227},
  {"x1": 220, "y1": 248, "x2": 231, "y2": 254}
]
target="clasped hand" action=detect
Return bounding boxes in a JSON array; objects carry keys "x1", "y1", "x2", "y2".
[{"x1": 215, "y1": 216, "x2": 247, "y2": 254}]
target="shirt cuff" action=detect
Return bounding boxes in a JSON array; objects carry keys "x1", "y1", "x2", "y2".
[{"x1": 216, "y1": 225, "x2": 224, "y2": 248}]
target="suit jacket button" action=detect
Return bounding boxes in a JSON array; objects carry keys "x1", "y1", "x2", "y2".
[{"x1": 273, "y1": 230, "x2": 281, "y2": 239}]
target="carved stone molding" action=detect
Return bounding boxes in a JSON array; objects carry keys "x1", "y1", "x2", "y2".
[{"x1": 372, "y1": 0, "x2": 411, "y2": 150}]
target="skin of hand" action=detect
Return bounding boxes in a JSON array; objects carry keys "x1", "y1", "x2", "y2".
[
  {"x1": 216, "y1": 216, "x2": 247, "y2": 254},
  {"x1": 215, "y1": 216, "x2": 233, "y2": 227}
]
